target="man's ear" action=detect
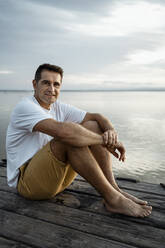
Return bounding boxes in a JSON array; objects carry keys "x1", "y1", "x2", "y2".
[{"x1": 32, "y1": 80, "x2": 37, "y2": 90}]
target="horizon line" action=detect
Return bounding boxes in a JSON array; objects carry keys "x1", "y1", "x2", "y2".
[{"x1": 0, "y1": 88, "x2": 165, "y2": 92}]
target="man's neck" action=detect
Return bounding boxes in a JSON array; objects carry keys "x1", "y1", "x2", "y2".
[{"x1": 34, "y1": 95, "x2": 51, "y2": 110}]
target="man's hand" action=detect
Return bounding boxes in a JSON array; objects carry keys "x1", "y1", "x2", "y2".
[
  {"x1": 107, "y1": 142, "x2": 126, "y2": 162},
  {"x1": 102, "y1": 129, "x2": 118, "y2": 147}
]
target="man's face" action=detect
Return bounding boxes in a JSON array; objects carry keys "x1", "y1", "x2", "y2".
[{"x1": 33, "y1": 70, "x2": 62, "y2": 109}]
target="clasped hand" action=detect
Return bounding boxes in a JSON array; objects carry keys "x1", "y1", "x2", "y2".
[
  {"x1": 102, "y1": 129, "x2": 118, "y2": 147},
  {"x1": 102, "y1": 129, "x2": 126, "y2": 162}
]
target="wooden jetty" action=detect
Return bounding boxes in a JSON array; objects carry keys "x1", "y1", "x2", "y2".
[{"x1": 0, "y1": 160, "x2": 165, "y2": 248}]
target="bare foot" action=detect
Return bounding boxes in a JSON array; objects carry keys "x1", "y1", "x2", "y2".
[
  {"x1": 120, "y1": 190, "x2": 147, "y2": 205},
  {"x1": 104, "y1": 195, "x2": 152, "y2": 217},
  {"x1": 111, "y1": 183, "x2": 147, "y2": 205}
]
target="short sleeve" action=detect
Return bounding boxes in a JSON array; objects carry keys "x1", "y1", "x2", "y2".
[
  {"x1": 11, "y1": 98, "x2": 52, "y2": 132},
  {"x1": 57, "y1": 102, "x2": 86, "y2": 123}
]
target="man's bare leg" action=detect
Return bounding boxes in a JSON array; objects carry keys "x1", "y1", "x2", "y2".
[
  {"x1": 50, "y1": 139, "x2": 152, "y2": 217},
  {"x1": 82, "y1": 121, "x2": 147, "y2": 205}
]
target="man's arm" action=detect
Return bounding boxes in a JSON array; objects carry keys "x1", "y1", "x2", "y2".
[
  {"x1": 81, "y1": 112, "x2": 114, "y2": 131},
  {"x1": 107, "y1": 142, "x2": 126, "y2": 162},
  {"x1": 81, "y1": 113, "x2": 118, "y2": 146},
  {"x1": 81, "y1": 113, "x2": 126, "y2": 162},
  {"x1": 33, "y1": 118, "x2": 104, "y2": 147}
]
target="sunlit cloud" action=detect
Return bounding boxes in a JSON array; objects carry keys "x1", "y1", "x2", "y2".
[
  {"x1": 100, "y1": 61, "x2": 165, "y2": 86},
  {"x1": 66, "y1": 1, "x2": 165, "y2": 36},
  {"x1": 0, "y1": 0, "x2": 165, "y2": 89},
  {"x1": 127, "y1": 46, "x2": 165, "y2": 65},
  {"x1": 64, "y1": 73, "x2": 108, "y2": 85},
  {"x1": 0, "y1": 70, "x2": 13, "y2": 74},
  {"x1": 63, "y1": 62, "x2": 165, "y2": 90}
]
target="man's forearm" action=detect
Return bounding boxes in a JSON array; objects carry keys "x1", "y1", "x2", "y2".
[
  {"x1": 93, "y1": 113, "x2": 114, "y2": 132},
  {"x1": 81, "y1": 113, "x2": 118, "y2": 146},
  {"x1": 82, "y1": 113, "x2": 114, "y2": 132},
  {"x1": 57, "y1": 122, "x2": 104, "y2": 147},
  {"x1": 34, "y1": 119, "x2": 104, "y2": 147}
]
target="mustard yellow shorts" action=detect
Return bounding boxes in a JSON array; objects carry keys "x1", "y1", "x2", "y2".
[{"x1": 17, "y1": 142, "x2": 77, "y2": 200}]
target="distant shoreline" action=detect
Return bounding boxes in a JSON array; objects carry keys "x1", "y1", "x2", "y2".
[{"x1": 0, "y1": 89, "x2": 165, "y2": 92}]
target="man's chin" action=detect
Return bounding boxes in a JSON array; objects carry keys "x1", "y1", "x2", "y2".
[{"x1": 49, "y1": 98, "x2": 57, "y2": 104}]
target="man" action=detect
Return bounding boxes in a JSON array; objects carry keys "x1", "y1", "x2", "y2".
[{"x1": 6, "y1": 63, "x2": 152, "y2": 217}]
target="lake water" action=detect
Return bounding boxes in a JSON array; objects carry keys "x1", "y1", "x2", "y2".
[{"x1": 0, "y1": 90, "x2": 165, "y2": 184}]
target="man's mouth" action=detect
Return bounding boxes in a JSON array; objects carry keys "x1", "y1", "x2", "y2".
[{"x1": 45, "y1": 94, "x2": 56, "y2": 97}]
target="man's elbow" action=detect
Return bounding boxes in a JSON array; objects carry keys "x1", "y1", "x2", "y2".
[{"x1": 55, "y1": 122, "x2": 75, "y2": 141}]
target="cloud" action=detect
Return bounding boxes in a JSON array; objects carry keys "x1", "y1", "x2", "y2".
[
  {"x1": 100, "y1": 61, "x2": 165, "y2": 86},
  {"x1": 27, "y1": 0, "x2": 115, "y2": 14},
  {"x1": 65, "y1": 1, "x2": 165, "y2": 37},
  {"x1": 0, "y1": 0, "x2": 165, "y2": 90},
  {"x1": 127, "y1": 46, "x2": 165, "y2": 65},
  {"x1": 0, "y1": 70, "x2": 13, "y2": 74}
]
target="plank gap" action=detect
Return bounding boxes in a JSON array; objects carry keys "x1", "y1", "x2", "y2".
[{"x1": 0, "y1": 234, "x2": 38, "y2": 248}]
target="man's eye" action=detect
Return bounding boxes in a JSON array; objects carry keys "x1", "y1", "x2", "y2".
[{"x1": 54, "y1": 83, "x2": 60, "y2": 87}]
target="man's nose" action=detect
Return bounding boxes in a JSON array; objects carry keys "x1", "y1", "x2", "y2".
[{"x1": 48, "y1": 84, "x2": 55, "y2": 92}]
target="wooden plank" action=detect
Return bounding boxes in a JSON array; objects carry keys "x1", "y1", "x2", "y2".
[
  {"x1": 1, "y1": 165, "x2": 165, "y2": 196},
  {"x1": 62, "y1": 191, "x2": 165, "y2": 228},
  {"x1": 117, "y1": 180, "x2": 165, "y2": 196},
  {"x1": 0, "y1": 191, "x2": 165, "y2": 248},
  {"x1": 0, "y1": 173, "x2": 165, "y2": 213},
  {"x1": 0, "y1": 177, "x2": 17, "y2": 194},
  {"x1": 0, "y1": 236, "x2": 31, "y2": 248},
  {"x1": 1, "y1": 172, "x2": 165, "y2": 208},
  {"x1": 0, "y1": 166, "x2": 6, "y2": 177},
  {"x1": 0, "y1": 161, "x2": 6, "y2": 167},
  {"x1": 68, "y1": 179, "x2": 165, "y2": 205},
  {"x1": 67, "y1": 180, "x2": 165, "y2": 210},
  {"x1": 0, "y1": 209, "x2": 138, "y2": 248},
  {"x1": 0, "y1": 175, "x2": 165, "y2": 214},
  {"x1": 1, "y1": 187, "x2": 165, "y2": 228},
  {"x1": 0, "y1": 180, "x2": 165, "y2": 228},
  {"x1": 76, "y1": 175, "x2": 165, "y2": 196}
]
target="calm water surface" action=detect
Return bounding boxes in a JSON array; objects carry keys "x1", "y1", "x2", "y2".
[{"x1": 0, "y1": 91, "x2": 165, "y2": 184}]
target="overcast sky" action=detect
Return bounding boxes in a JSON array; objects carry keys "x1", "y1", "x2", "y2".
[{"x1": 0, "y1": 0, "x2": 165, "y2": 90}]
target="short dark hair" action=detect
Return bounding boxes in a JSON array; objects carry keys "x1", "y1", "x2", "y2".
[{"x1": 34, "y1": 63, "x2": 64, "y2": 82}]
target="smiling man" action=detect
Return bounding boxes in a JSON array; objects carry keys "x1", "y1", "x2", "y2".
[
  {"x1": 33, "y1": 69, "x2": 61, "y2": 108},
  {"x1": 6, "y1": 63, "x2": 152, "y2": 217}
]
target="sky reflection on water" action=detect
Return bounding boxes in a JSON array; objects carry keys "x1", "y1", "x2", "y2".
[{"x1": 0, "y1": 91, "x2": 165, "y2": 184}]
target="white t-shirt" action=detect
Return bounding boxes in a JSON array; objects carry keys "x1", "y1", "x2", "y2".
[{"x1": 6, "y1": 96, "x2": 86, "y2": 188}]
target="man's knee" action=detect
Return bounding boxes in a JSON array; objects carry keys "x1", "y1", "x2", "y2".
[
  {"x1": 82, "y1": 121, "x2": 102, "y2": 134},
  {"x1": 50, "y1": 139, "x2": 68, "y2": 163}
]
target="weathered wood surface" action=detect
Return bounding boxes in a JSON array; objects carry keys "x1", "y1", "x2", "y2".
[{"x1": 0, "y1": 162, "x2": 165, "y2": 248}]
